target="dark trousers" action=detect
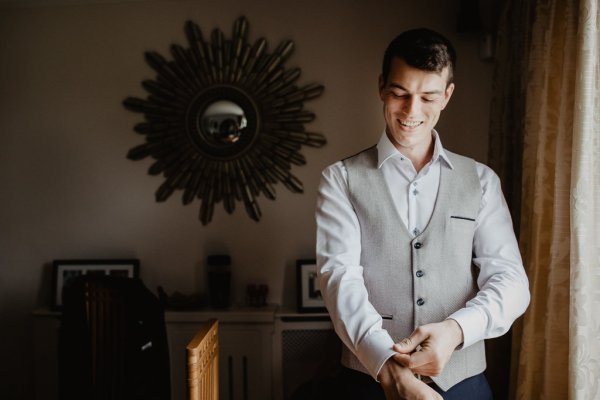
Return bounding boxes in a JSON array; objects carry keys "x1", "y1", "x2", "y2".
[{"x1": 333, "y1": 367, "x2": 493, "y2": 400}]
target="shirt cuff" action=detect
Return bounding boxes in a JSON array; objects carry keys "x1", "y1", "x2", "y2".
[
  {"x1": 355, "y1": 330, "x2": 397, "y2": 380},
  {"x1": 447, "y1": 307, "x2": 489, "y2": 349}
]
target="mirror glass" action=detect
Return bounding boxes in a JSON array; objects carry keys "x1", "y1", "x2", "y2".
[{"x1": 201, "y1": 100, "x2": 247, "y2": 145}]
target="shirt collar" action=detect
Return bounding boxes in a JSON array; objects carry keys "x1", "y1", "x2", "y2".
[{"x1": 376, "y1": 129, "x2": 454, "y2": 170}]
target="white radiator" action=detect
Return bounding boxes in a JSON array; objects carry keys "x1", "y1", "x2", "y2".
[{"x1": 273, "y1": 316, "x2": 342, "y2": 400}]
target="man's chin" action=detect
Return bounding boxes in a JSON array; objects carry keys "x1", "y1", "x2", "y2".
[{"x1": 390, "y1": 129, "x2": 429, "y2": 146}]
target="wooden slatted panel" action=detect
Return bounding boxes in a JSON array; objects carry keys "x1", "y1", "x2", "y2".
[
  {"x1": 84, "y1": 279, "x2": 129, "y2": 400},
  {"x1": 187, "y1": 319, "x2": 219, "y2": 400}
]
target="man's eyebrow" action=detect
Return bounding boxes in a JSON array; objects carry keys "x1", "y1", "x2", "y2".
[{"x1": 388, "y1": 83, "x2": 443, "y2": 95}]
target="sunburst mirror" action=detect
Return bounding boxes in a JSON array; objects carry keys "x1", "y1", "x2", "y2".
[{"x1": 123, "y1": 16, "x2": 326, "y2": 224}]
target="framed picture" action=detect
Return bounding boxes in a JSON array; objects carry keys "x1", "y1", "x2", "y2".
[
  {"x1": 296, "y1": 259, "x2": 326, "y2": 313},
  {"x1": 52, "y1": 259, "x2": 140, "y2": 309}
]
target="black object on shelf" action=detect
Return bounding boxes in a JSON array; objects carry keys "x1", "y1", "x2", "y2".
[{"x1": 207, "y1": 255, "x2": 231, "y2": 309}]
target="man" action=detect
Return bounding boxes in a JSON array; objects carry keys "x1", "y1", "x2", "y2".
[{"x1": 316, "y1": 28, "x2": 530, "y2": 400}]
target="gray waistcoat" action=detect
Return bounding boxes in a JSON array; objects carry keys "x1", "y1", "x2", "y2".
[{"x1": 342, "y1": 146, "x2": 486, "y2": 391}]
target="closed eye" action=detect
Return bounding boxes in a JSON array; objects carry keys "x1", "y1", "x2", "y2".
[{"x1": 390, "y1": 91, "x2": 407, "y2": 98}]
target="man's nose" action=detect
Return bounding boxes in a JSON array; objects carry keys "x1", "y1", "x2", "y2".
[{"x1": 402, "y1": 96, "x2": 420, "y2": 115}]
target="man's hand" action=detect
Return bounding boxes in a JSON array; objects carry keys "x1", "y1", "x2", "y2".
[
  {"x1": 378, "y1": 358, "x2": 443, "y2": 400},
  {"x1": 392, "y1": 319, "x2": 464, "y2": 377}
]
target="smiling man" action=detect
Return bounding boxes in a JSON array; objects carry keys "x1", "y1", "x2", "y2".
[{"x1": 316, "y1": 29, "x2": 530, "y2": 399}]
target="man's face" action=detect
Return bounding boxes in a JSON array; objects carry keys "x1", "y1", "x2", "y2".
[{"x1": 379, "y1": 57, "x2": 454, "y2": 151}]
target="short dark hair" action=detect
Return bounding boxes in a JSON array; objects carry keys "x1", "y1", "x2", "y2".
[{"x1": 382, "y1": 28, "x2": 456, "y2": 86}]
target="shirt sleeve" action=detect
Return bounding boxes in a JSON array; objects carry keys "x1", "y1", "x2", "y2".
[
  {"x1": 448, "y1": 164, "x2": 530, "y2": 348},
  {"x1": 315, "y1": 162, "x2": 396, "y2": 380}
]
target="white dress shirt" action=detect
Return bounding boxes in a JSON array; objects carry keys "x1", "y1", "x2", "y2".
[{"x1": 316, "y1": 130, "x2": 530, "y2": 379}]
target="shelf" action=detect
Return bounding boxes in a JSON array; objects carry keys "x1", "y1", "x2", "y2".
[
  {"x1": 34, "y1": 305, "x2": 278, "y2": 323},
  {"x1": 165, "y1": 304, "x2": 277, "y2": 323},
  {"x1": 275, "y1": 306, "x2": 330, "y2": 322}
]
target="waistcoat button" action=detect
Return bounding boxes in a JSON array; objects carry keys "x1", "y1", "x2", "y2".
[
  {"x1": 416, "y1": 270, "x2": 424, "y2": 277},
  {"x1": 416, "y1": 298, "x2": 425, "y2": 306},
  {"x1": 414, "y1": 242, "x2": 423, "y2": 249}
]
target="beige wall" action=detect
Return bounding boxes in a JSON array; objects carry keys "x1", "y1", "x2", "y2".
[{"x1": 0, "y1": 0, "x2": 492, "y2": 396}]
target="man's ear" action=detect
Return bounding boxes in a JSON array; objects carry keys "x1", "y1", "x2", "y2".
[
  {"x1": 441, "y1": 83, "x2": 455, "y2": 110},
  {"x1": 378, "y1": 75, "x2": 386, "y2": 100}
]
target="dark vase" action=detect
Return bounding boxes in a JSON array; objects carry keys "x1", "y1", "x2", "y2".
[{"x1": 207, "y1": 255, "x2": 231, "y2": 309}]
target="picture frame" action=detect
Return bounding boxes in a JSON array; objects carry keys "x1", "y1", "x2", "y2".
[
  {"x1": 296, "y1": 259, "x2": 327, "y2": 313},
  {"x1": 52, "y1": 259, "x2": 140, "y2": 309}
]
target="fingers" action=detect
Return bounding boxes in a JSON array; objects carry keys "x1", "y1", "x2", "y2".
[
  {"x1": 394, "y1": 327, "x2": 429, "y2": 354},
  {"x1": 391, "y1": 352, "x2": 411, "y2": 367},
  {"x1": 392, "y1": 322, "x2": 460, "y2": 380},
  {"x1": 403, "y1": 348, "x2": 444, "y2": 376},
  {"x1": 405, "y1": 347, "x2": 433, "y2": 369},
  {"x1": 380, "y1": 363, "x2": 441, "y2": 400},
  {"x1": 391, "y1": 352, "x2": 441, "y2": 377},
  {"x1": 393, "y1": 336, "x2": 417, "y2": 354}
]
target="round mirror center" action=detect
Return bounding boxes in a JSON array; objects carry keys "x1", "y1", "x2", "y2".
[{"x1": 201, "y1": 100, "x2": 247, "y2": 145}]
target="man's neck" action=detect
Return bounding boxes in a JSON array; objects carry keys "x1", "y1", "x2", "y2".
[{"x1": 393, "y1": 134, "x2": 435, "y2": 173}]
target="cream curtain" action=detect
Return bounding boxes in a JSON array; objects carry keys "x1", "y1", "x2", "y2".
[
  {"x1": 490, "y1": 0, "x2": 600, "y2": 399},
  {"x1": 569, "y1": 1, "x2": 600, "y2": 399}
]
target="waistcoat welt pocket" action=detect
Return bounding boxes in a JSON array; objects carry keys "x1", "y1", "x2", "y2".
[{"x1": 450, "y1": 215, "x2": 475, "y2": 222}]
